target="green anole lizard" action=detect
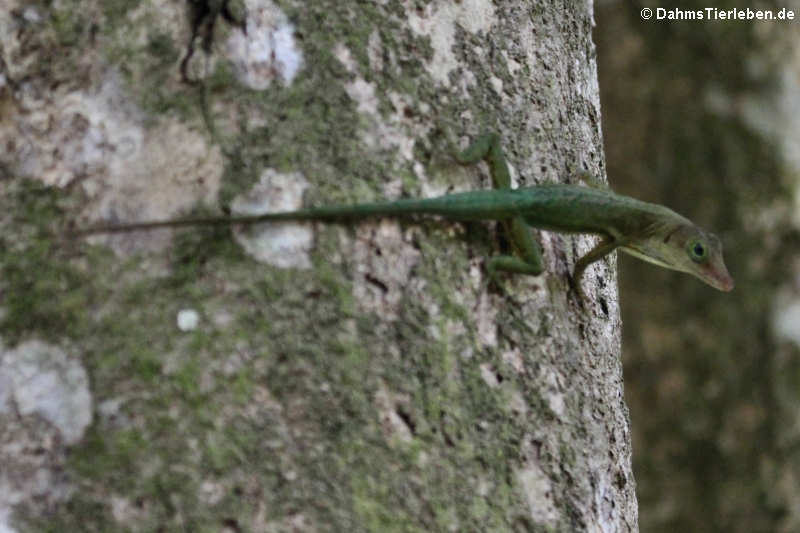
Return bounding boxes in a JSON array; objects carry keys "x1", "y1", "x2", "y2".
[{"x1": 73, "y1": 133, "x2": 734, "y2": 295}]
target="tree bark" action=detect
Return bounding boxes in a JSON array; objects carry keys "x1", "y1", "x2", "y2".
[{"x1": 0, "y1": 0, "x2": 637, "y2": 531}]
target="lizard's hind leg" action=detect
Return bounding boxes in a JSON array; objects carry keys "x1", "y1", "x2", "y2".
[
  {"x1": 487, "y1": 218, "x2": 544, "y2": 279},
  {"x1": 454, "y1": 133, "x2": 546, "y2": 287},
  {"x1": 457, "y1": 133, "x2": 545, "y2": 273}
]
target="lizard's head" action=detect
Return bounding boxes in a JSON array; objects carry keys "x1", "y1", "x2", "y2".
[{"x1": 620, "y1": 223, "x2": 734, "y2": 291}]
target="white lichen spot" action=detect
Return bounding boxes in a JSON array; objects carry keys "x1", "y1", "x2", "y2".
[
  {"x1": 110, "y1": 496, "x2": 137, "y2": 524},
  {"x1": 419, "y1": 177, "x2": 453, "y2": 200},
  {"x1": 231, "y1": 169, "x2": 312, "y2": 269},
  {"x1": 489, "y1": 75, "x2": 504, "y2": 95},
  {"x1": 344, "y1": 78, "x2": 380, "y2": 116},
  {"x1": 539, "y1": 365, "x2": 566, "y2": 418},
  {"x1": 517, "y1": 462, "x2": 558, "y2": 526},
  {"x1": 0, "y1": 341, "x2": 92, "y2": 445},
  {"x1": 384, "y1": 92, "x2": 420, "y2": 162},
  {"x1": 479, "y1": 363, "x2": 499, "y2": 388},
  {"x1": 22, "y1": 6, "x2": 41, "y2": 23},
  {"x1": 367, "y1": 30, "x2": 384, "y2": 72},
  {"x1": 502, "y1": 50, "x2": 522, "y2": 76},
  {"x1": 224, "y1": 0, "x2": 302, "y2": 89},
  {"x1": 475, "y1": 290, "x2": 498, "y2": 347},
  {"x1": 375, "y1": 384, "x2": 413, "y2": 444},
  {"x1": 199, "y1": 480, "x2": 226, "y2": 505},
  {"x1": 406, "y1": 0, "x2": 496, "y2": 86},
  {"x1": 285, "y1": 514, "x2": 310, "y2": 532},
  {"x1": 176, "y1": 309, "x2": 200, "y2": 331},
  {"x1": 334, "y1": 42, "x2": 357, "y2": 73},
  {"x1": 0, "y1": 507, "x2": 17, "y2": 533},
  {"x1": 592, "y1": 472, "x2": 617, "y2": 533}
]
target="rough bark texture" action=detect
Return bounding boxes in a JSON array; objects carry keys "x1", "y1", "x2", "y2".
[
  {"x1": 1, "y1": 1, "x2": 637, "y2": 531},
  {"x1": 597, "y1": 2, "x2": 800, "y2": 532}
]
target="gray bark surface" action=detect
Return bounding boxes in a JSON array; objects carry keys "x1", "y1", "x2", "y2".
[{"x1": 0, "y1": 0, "x2": 637, "y2": 531}]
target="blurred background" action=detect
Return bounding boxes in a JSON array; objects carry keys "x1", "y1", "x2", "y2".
[{"x1": 595, "y1": 1, "x2": 800, "y2": 532}]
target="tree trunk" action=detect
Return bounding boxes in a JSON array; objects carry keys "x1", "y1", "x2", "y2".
[{"x1": 0, "y1": 0, "x2": 637, "y2": 531}]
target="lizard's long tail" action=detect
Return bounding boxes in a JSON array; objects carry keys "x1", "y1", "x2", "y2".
[{"x1": 72, "y1": 189, "x2": 525, "y2": 235}]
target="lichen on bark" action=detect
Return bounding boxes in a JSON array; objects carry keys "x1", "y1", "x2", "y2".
[{"x1": 0, "y1": 1, "x2": 637, "y2": 531}]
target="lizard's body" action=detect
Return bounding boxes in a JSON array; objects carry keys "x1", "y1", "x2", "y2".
[
  {"x1": 75, "y1": 134, "x2": 734, "y2": 294},
  {"x1": 80, "y1": 185, "x2": 677, "y2": 231}
]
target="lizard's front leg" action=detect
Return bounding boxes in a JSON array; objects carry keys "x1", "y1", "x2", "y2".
[{"x1": 571, "y1": 236, "x2": 618, "y2": 300}]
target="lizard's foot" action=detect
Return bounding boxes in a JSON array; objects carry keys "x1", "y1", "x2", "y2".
[{"x1": 567, "y1": 273, "x2": 588, "y2": 307}]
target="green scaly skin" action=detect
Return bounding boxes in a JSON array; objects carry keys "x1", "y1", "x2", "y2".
[{"x1": 73, "y1": 134, "x2": 734, "y2": 296}]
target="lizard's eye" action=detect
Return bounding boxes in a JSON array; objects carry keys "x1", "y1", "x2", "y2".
[{"x1": 688, "y1": 239, "x2": 707, "y2": 263}]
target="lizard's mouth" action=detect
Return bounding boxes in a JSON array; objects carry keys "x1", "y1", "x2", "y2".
[{"x1": 704, "y1": 264, "x2": 734, "y2": 292}]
